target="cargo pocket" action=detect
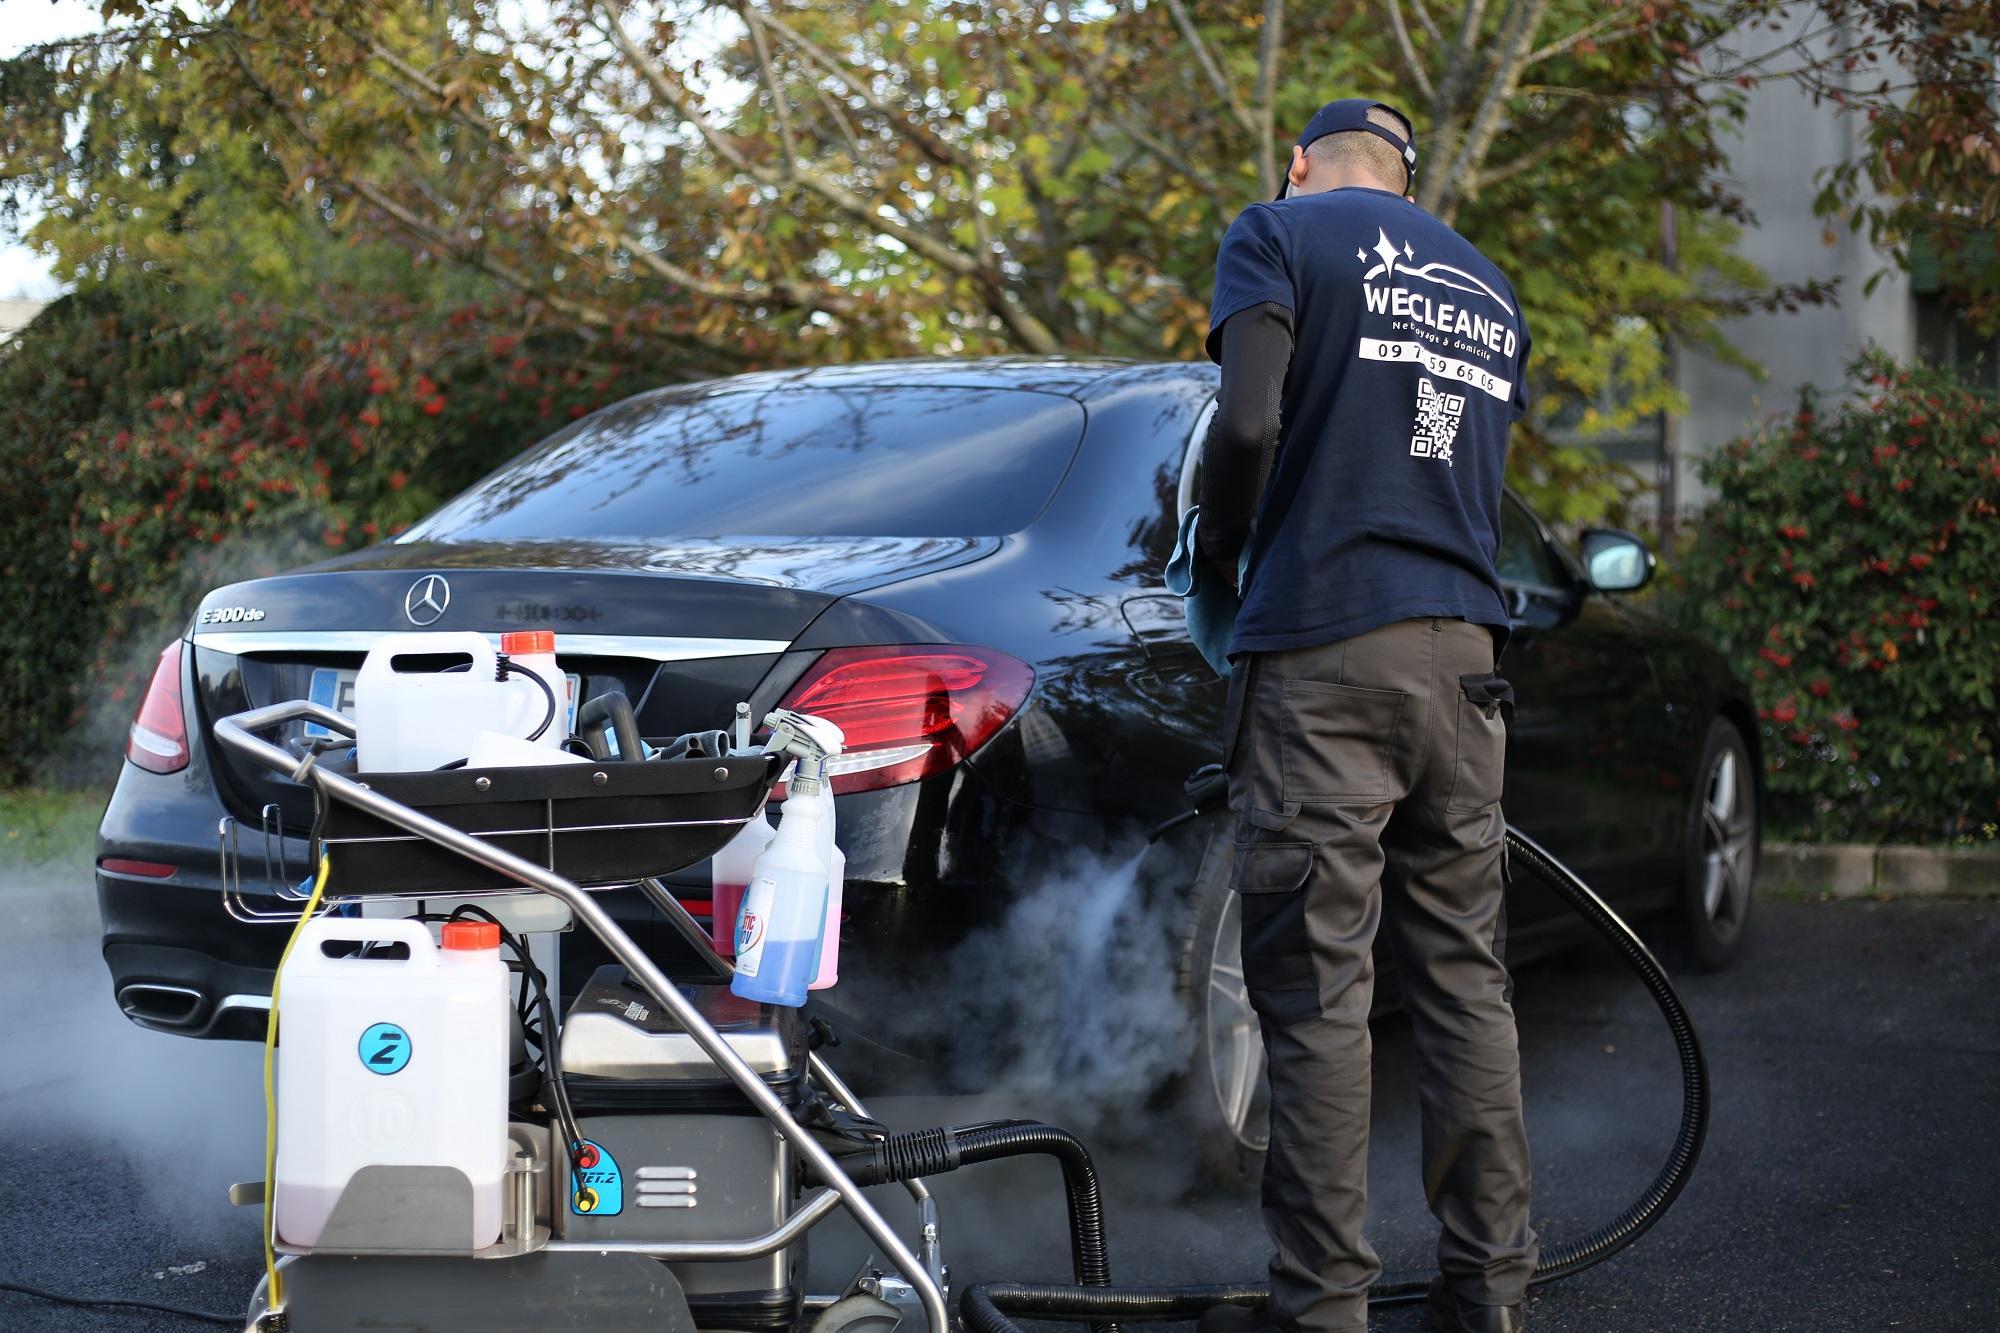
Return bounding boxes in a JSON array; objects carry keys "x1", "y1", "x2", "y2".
[
  {"x1": 1279, "y1": 679, "x2": 1406, "y2": 804},
  {"x1": 1447, "y1": 673, "x2": 1512, "y2": 813},
  {"x1": 1230, "y1": 839, "x2": 1320, "y2": 1026}
]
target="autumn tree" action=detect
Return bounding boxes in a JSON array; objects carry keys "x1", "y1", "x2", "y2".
[{"x1": 7, "y1": 0, "x2": 1994, "y2": 519}]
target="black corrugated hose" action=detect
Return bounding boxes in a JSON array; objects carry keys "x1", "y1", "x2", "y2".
[
  {"x1": 835, "y1": 1123, "x2": 1114, "y2": 1284},
  {"x1": 960, "y1": 824, "x2": 1710, "y2": 1332}
]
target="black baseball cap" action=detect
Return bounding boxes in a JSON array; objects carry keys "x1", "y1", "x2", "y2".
[{"x1": 1277, "y1": 98, "x2": 1418, "y2": 199}]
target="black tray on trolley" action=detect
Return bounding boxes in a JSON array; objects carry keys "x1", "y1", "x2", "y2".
[{"x1": 314, "y1": 752, "x2": 783, "y2": 896}]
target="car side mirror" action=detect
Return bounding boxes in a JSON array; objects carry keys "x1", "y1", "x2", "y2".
[{"x1": 1578, "y1": 528, "x2": 1655, "y2": 593}]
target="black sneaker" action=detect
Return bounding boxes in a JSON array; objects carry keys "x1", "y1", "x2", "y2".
[{"x1": 1423, "y1": 1279, "x2": 1525, "y2": 1333}]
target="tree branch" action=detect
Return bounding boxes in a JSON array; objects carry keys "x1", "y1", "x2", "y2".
[
  {"x1": 1104, "y1": 111, "x2": 1230, "y2": 207},
  {"x1": 1053, "y1": 0, "x2": 1128, "y2": 177},
  {"x1": 609, "y1": 224, "x2": 847, "y2": 316},
  {"x1": 1470, "y1": 114, "x2": 1578, "y2": 190},
  {"x1": 1523, "y1": 14, "x2": 1643, "y2": 69},
  {"x1": 743, "y1": 5, "x2": 968, "y2": 170},
  {"x1": 1447, "y1": 0, "x2": 1493, "y2": 86},
  {"x1": 1407, "y1": 0, "x2": 1444, "y2": 47},
  {"x1": 592, "y1": 2, "x2": 760, "y2": 178},
  {"x1": 1437, "y1": 0, "x2": 1556, "y2": 222},
  {"x1": 217, "y1": 32, "x2": 644, "y2": 347},
  {"x1": 1383, "y1": 0, "x2": 1438, "y2": 105},
  {"x1": 1160, "y1": 0, "x2": 1251, "y2": 134},
  {"x1": 1251, "y1": 0, "x2": 1287, "y2": 199},
  {"x1": 593, "y1": 0, "x2": 1058, "y2": 353},
  {"x1": 806, "y1": 79, "x2": 866, "y2": 161},
  {"x1": 738, "y1": 2, "x2": 798, "y2": 172}
]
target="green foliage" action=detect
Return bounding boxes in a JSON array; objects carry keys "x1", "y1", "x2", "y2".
[
  {"x1": 1806, "y1": 0, "x2": 2000, "y2": 334},
  {"x1": 0, "y1": 281, "x2": 682, "y2": 785},
  {"x1": 0, "y1": 287, "x2": 178, "y2": 782},
  {"x1": 1675, "y1": 354, "x2": 2000, "y2": 842},
  {"x1": 2, "y1": 0, "x2": 1853, "y2": 527},
  {"x1": 0, "y1": 787, "x2": 103, "y2": 864}
]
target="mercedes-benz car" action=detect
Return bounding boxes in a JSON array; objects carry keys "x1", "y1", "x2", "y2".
[{"x1": 94, "y1": 358, "x2": 1760, "y2": 1161}]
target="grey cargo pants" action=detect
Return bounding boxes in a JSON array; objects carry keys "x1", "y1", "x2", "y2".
[{"x1": 1222, "y1": 617, "x2": 1538, "y2": 1332}]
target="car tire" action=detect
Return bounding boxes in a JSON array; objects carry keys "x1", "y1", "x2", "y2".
[
  {"x1": 1166, "y1": 832, "x2": 1269, "y2": 1186},
  {"x1": 1679, "y1": 717, "x2": 1759, "y2": 971}
]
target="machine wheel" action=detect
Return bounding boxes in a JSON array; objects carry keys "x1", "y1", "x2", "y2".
[
  {"x1": 1170, "y1": 834, "x2": 1269, "y2": 1184},
  {"x1": 1679, "y1": 717, "x2": 1759, "y2": 971}
]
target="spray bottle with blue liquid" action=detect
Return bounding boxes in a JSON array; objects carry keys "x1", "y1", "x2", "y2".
[{"x1": 731, "y1": 712, "x2": 842, "y2": 1007}]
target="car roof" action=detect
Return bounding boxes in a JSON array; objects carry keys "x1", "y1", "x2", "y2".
[{"x1": 672, "y1": 356, "x2": 1214, "y2": 402}]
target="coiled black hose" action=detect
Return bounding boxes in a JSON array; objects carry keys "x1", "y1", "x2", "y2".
[{"x1": 960, "y1": 823, "x2": 1710, "y2": 1331}]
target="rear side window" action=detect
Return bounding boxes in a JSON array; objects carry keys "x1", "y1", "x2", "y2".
[
  {"x1": 406, "y1": 385, "x2": 1086, "y2": 540},
  {"x1": 1496, "y1": 494, "x2": 1560, "y2": 586}
]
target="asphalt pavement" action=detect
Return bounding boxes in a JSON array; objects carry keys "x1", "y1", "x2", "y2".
[{"x1": 2, "y1": 845, "x2": 1995, "y2": 1332}]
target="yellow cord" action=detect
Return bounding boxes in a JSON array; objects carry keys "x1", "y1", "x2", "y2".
[{"x1": 262, "y1": 853, "x2": 330, "y2": 1316}]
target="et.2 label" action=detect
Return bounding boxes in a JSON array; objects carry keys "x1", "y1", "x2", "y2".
[{"x1": 569, "y1": 1139, "x2": 623, "y2": 1216}]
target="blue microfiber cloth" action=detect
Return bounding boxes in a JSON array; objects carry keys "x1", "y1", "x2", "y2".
[{"x1": 1165, "y1": 505, "x2": 1247, "y2": 680}]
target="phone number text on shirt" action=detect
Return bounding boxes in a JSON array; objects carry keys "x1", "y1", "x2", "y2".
[{"x1": 1358, "y1": 338, "x2": 1513, "y2": 402}]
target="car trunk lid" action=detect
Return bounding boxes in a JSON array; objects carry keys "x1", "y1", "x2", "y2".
[{"x1": 188, "y1": 536, "x2": 995, "y2": 829}]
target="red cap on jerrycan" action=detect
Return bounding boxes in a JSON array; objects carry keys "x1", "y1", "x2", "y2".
[
  {"x1": 442, "y1": 921, "x2": 501, "y2": 951},
  {"x1": 500, "y1": 630, "x2": 556, "y2": 656}
]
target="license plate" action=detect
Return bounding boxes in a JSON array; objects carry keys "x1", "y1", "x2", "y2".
[{"x1": 305, "y1": 668, "x2": 582, "y2": 739}]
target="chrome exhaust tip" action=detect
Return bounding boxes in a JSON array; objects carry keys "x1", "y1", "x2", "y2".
[{"x1": 116, "y1": 982, "x2": 207, "y2": 1029}]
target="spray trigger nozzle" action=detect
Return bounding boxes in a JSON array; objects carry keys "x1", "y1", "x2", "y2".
[{"x1": 760, "y1": 709, "x2": 845, "y2": 767}]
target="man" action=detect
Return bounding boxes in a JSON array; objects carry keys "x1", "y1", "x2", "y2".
[{"x1": 1194, "y1": 101, "x2": 1537, "y2": 1333}]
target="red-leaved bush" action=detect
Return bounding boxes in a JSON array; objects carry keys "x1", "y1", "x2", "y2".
[
  {"x1": 1676, "y1": 353, "x2": 1999, "y2": 842},
  {"x1": 0, "y1": 285, "x2": 684, "y2": 783}
]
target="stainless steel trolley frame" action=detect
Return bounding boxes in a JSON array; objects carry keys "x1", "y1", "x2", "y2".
[{"x1": 214, "y1": 699, "x2": 950, "y2": 1333}]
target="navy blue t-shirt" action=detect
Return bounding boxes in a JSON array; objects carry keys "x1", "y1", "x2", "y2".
[{"x1": 1207, "y1": 186, "x2": 1529, "y2": 655}]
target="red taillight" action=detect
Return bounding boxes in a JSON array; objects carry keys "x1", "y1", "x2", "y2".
[
  {"x1": 126, "y1": 641, "x2": 190, "y2": 775},
  {"x1": 777, "y1": 646, "x2": 1034, "y2": 794}
]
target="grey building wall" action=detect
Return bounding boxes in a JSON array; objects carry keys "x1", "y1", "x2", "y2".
[{"x1": 1670, "y1": 10, "x2": 1915, "y2": 513}]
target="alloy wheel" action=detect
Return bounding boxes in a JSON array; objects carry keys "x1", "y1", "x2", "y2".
[
  {"x1": 1700, "y1": 746, "x2": 1756, "y2": 935},
  {"x1": 1206, "y1": 891, "x2": 1270, "y2": 1152}
]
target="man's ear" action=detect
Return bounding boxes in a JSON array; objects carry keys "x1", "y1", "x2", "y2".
[{"x1": 1288, "y1": 145, "x2": 1310, "y2": 188}]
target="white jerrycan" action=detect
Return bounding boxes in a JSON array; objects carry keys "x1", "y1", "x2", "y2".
[
  {"x1": 274, "y1": 916, "x2": 511, "y2": 1251},
  {"x1": 353, "y1": 631, "x2": 546, "y2": 772}
]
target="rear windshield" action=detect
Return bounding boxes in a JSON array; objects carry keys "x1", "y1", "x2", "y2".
[{"x1": 405, "y1": 384, "x2": 1086, "y2": 541}]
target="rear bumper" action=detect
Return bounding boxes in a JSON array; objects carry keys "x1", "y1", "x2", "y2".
[
  {"x1": 98, "y1": 851, "x2": 286, "y2": 1039},
  {"x1": 102, "y1": 935, "x2": 275, "y2": 1039},
  {"x1": 96, "y1": 757, "x2": 295, "y2": 1038}
]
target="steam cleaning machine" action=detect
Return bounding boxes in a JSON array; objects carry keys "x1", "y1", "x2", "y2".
[{"x1": 197, "y1": 630, "x2": 1706, "y2": 1333}]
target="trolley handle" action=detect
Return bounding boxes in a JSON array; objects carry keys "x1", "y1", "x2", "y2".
[{"x1": 214, "y1": 700, "x2": 356, "y2": 782}]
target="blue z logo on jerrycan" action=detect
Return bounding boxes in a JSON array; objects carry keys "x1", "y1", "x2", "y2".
[{"x1": 357, "y1": 1022, "x2": 412, "y2": 1075}]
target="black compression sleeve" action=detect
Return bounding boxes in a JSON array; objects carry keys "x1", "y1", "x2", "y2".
[{"x1": 1197, "y1": 301, "x2": 1293, "y2": 571}]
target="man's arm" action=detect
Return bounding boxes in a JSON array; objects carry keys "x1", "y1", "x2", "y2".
[{"x1": 1197, "y1": 300, "x2": 1294, "y2": 570}]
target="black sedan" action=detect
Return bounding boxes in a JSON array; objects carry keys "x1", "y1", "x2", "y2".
[{"x1": 94, "y1": 357, "x2": 1760, "y2": 1165}]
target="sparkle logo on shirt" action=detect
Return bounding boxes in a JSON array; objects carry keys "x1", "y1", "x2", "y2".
[
  {"x1": 1360, "y1": 228, "x2": 1514, "y2": 315},
  {"x1": 1411, "y1": 378, "x2": 1465, "y2": 465}
]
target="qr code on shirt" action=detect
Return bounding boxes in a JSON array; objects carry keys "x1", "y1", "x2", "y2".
[{"x1": 1411, "y1": 377, "x2": 1466, "y2": 465}]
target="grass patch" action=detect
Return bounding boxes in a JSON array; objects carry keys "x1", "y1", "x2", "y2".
[{"x1": 0, "y1": 787, "x2": 103, "y2": 864}]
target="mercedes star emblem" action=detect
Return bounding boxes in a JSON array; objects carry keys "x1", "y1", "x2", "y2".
[{"x1": 404, "y1": 574, "x2": 451, "y2": 626}]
